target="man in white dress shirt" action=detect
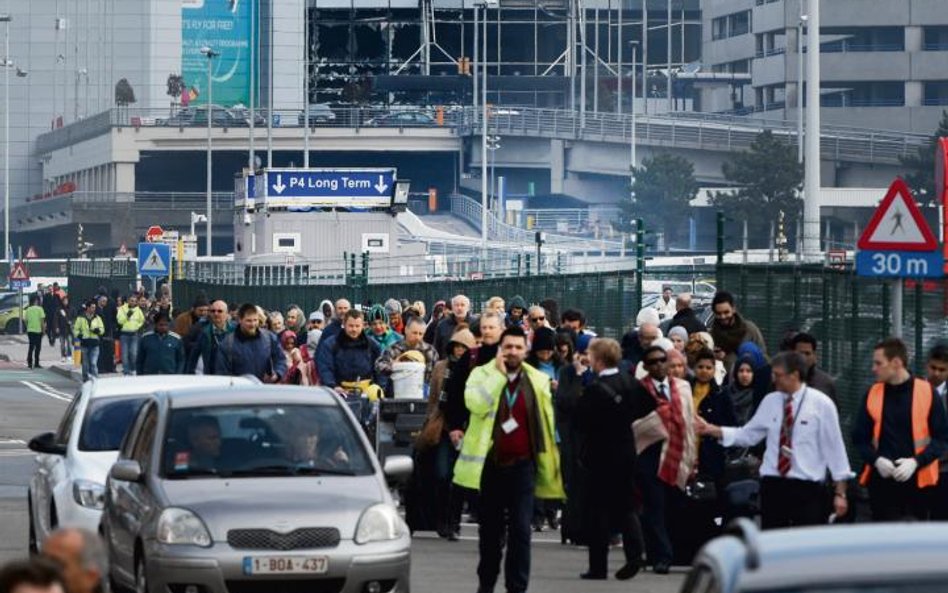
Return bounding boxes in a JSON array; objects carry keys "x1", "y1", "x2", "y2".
[{"x1": 696, "y1": 351, "x2": 851, "y2": 529}]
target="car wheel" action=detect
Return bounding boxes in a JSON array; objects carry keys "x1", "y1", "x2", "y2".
[
  {"x1": 5, "y1": 319, "x2": 20, "y2": 334},
  {"x1": 27, "y1": 494, "x2": 37, "y2": 554},
  {"x1": 135, "y1": 554, "x2": 149, "y2": 593}
]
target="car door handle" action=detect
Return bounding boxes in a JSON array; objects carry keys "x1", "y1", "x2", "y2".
[{"x1": 36, "y1": 467, "x2": 48, "y2": 475}]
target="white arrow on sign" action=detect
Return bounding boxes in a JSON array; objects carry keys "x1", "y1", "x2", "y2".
[
  {"x1": 272, "y1": 174, "x2": 287, "y2": 195},
  {"x1": 374, "y1": 175, "x2": 389, "y2": 194}
]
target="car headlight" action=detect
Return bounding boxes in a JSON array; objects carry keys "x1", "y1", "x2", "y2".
[
  {"x1": 156, "y1": 508, "x2": 212, "y2": 547},
  {"x1": 355, "y1": 503, "x2": 408, "y2": 545},
  {"x1": 72, "y1": 480, "x2": 105, "y2": 510}
]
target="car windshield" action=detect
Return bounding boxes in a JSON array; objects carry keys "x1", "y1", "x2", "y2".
[
  {"x1": 161, "y1": 404, "x2": 373, "y2": 479},
  {"x1": 79, "y1": 397, "x2": 148, "y2": 451}
]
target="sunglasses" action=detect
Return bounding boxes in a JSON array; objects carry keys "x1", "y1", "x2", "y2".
[
  {"x1": 645, "y1": 357, "x2": 667, "y2": 365},
  {"x1": 209, "y1": 309, "x2": 225, "y2": 313},
  {"x1": 530, "y1": 316, "x2": 545, "y2": 322}
]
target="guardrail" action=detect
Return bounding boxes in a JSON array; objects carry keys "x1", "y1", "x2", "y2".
[
  {"x1": 36, "y1": 104, "x2": 927, "y2": 168},
  {"x1": 519, "y1": 207, "x2": 621, "y2": 234},
  {"x1": 460, "y1": 107, "x2": 927, "y2": 165},
  {"x1": 449, "y1": 194, "x2": 622, "y2": 252}
]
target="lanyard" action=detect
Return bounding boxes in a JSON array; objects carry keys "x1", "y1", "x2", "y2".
[{"x1": 504, "y1": 384, "x2": 520, "y2": 410}]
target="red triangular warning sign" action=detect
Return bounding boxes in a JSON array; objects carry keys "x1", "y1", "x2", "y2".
[
  {"x1": 857, "y1": 178, "x2": 938, "y2": 252},
  {"x1": 118, "y1": 243, "x2": 128, "y2": 256},
  {"x1": 24, "y1": 246, "x2": 38, "y2": 259},
  {"x1": 9, "y1": 262, "x2": 29, "y2": 280}
]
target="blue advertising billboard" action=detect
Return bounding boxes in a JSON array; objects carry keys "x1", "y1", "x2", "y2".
[{"x1": 181, "y1": 0, "x2": 254, "y2": 107}]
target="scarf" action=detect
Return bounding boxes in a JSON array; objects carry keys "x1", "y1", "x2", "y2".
[
  {"x1": 640, "y1": 377, "x2": 697, "y2": 490},
  {"x1": 711, "y1": 312, "x2": 750, "y2": 355}
]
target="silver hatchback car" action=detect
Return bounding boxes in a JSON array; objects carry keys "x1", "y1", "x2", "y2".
[{"x1": 102, "y1": 385, "x2": 413, "y2": 593}]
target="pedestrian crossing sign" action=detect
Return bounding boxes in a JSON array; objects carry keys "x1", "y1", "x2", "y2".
[
  {"x1": 857, "y1": 178, "x2": 938, "y2": 252},
  {"x1": 137, "y1": 242, "x2": 171, "y2": 278}
]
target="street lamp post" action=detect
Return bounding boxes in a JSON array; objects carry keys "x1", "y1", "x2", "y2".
[
  {"x1": 1, "y1": 14, "x2": 11, "y2": 263},
  {"x1": 802, "y1": 0, "x2": 821, "y2": 258},
  {"x1": 478, "y1": 0, "x2": 497, "y2": 257},
  {"x1": 201, "y1": 46, "x2": 219, "y2": 257},
  {"x1": 797, "y1": 13, "x2": 807, "y2": 164}
]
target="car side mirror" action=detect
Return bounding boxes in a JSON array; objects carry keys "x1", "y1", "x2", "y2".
[
  {"x1": 28, "y1": 432, "x2": 66, "y2": 456},
  {"x1": 110, "y1": 460, "x2": 143, "y2": 483},
  {"x1": 382, "y1": 455, "x2": 413, "y2": 485}
]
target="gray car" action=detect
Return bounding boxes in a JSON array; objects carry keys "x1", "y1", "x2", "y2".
[{"x1": 102, "y1": 385, "x2": 413, "y2": 593}]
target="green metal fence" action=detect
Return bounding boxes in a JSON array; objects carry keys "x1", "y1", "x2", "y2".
[
  {"x1": 717, "y1": 263, "x2": 948, "y2": 439},
  {"x1": 170, "y1": 267, "x2": 714, "y2": 341}
]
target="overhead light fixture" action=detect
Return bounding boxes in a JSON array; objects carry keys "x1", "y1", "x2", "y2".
[{"x1": 391, "y1": 179, "x2": 411, "y2": 212}]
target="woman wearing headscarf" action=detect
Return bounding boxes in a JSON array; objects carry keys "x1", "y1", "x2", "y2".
[
  {"x1": 735, "y1": 340, "x2": 772, "y2": 411},
  {"x1": 667, "y1": 326, "x2": 688, "y2": 353},
  {"x1": 365, "y1": 304, "x2": 403, "y2": 350},
  {"x1": 280, "y1": 329, "x2": 317, "y2": 386}
]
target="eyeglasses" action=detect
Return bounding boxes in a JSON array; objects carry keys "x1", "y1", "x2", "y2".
[
  {"x1": 644, "y1": 357, "x2": 667, "y2": 365},
  {"x1": 209, "y1": 309, "x2": 225, "y2": 313},
  {"x1": 530, "y1": 316, "x2": 545, "y2": 322}
]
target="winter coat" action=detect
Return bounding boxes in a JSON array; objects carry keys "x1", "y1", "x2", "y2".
[
  {"x1": 188, "y1": 321, "x2": 236, "y2": 374},
  {"x1": 709, "y1": 312, "x2": 766, "y2": 372},
  {"x1": 316, "y1": 331, "x2": 382, "y2": 388},
  {"x1": 506, "y1": 295, "x2": 528, "y2": 328},
  {"x1": 366, "y1": 327, "x2": 403, "y2": 351},
  {"x1": 214, "y1": 327, "x2": 287, "y2": 381},
  {"x1": 668, "y1": 307, "x2": 707, "y2": 336},
  {"x1": 137, "y1": 331, "x2": 186, "y2": 375},
  {"x1": 693, "y1": 381, "x2": 737, "y2": 480},
  {"x1": 432, "y1": 313, "x2": 474, "y2": 358}
]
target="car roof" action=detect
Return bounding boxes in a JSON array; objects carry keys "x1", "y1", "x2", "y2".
[
  {"x1": 85, "y1": 375, "x2": 260, "y2": 400},
  {"x1": 158, "y1": 384, "x2": 340, "y2": 409},
  {"x1": 703, "y1": 523, "x2": 948, "y2": 592}
]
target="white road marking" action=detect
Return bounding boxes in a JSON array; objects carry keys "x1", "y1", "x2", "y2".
[
  {"x1": 20, "y1": 380, "x2": 72, "y2": 403},
  {"x1": 33, "y1": 381, "x2": 73, "y2": 399}
]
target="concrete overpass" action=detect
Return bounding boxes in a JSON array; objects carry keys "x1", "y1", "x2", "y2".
[{"x1": 11, "y1": 106, "x2": 927, "y2": 255}]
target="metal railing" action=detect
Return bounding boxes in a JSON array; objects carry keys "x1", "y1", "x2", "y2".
[
  {"x1": 36, "y1": 104, "x2": 928, "y2": 169},
  {"x1": 13, "y1": 191, "x2": 234, "y2": 216},
  {"x1": 449, "y1": 194, "x2": 622, "y2": 252},
  {"x1": 458, "y1": 107, "x2": 927, "y2": 166},
  {"x1": 518, "y1": 207, "x2": 621, "y2": 235}
]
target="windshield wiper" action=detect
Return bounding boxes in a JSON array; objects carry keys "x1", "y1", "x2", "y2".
[
  {"x1": 165, "y1": 468, "x2": 219, "y2": 479},
  {"x1": 294, "y1": 466, "x2": 357, "y2": 476}
]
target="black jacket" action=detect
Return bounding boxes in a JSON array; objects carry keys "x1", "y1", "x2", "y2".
[
  {"x1": 433, "y1": 313, "x2": 474, "y2": 358},
  {"x1": 576, "y1": 372, "x2": 654, "y2": 484},
  {"x1": 693, "y1": 381, "x2": 737, "y2": 480},
  {"x1": 439, "y1": 354, "x2": 473, "y2": 432},
  {"x1": 668, "y1": 307, "x2": 707, "y2": 336}
]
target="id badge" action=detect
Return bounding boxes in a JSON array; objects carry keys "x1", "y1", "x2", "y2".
[
  {"x1": 780, "y1": 445, "x2": 794, "y2": 457},
  {"x1": 501, "y1": 417, "x2": 520, "y2": 434}
]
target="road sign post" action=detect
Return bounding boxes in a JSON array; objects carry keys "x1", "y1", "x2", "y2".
[{"x1": 855, "y1": 178, "x2": 944, "y2": 338}]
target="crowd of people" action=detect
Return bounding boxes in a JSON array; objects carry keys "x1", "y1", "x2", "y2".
[{"x1": 12, "y1": 282, "x2": 948, "y2": 593}]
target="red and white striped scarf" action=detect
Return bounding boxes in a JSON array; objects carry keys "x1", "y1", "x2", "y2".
[{"x1": 640, "y1": 377, "x2": 697, "y2": 490}]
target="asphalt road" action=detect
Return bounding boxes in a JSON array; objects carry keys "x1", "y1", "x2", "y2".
[{"x1": 0, "y1": 346, "x2": 685, "y2": 592}]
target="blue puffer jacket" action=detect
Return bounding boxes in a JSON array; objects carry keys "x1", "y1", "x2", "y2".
[
  {"x1": 316, "y1": 331, "x2": 382, "y2": 388},
  {"x1": 214, "y1": 327, "x2": 288, "y2": 381}
]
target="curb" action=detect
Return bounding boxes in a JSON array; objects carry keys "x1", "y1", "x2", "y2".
[
  {"x1": 0, "y1": 353, "x2": 8, "y2": 362},
  {"x1": 48, "y1": 365, "x2": 82, "y2": 383}
]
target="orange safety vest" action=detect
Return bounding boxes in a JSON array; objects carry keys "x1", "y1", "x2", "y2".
[{"x1": 858, "y1": 379, "x2": 939, "y2": 488}]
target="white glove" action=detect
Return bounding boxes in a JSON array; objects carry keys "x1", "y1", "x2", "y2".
[
  {"x1": 892, "y1": 458, "x2": 918, "y2": 483},
  {"x1": 874, "y1": 457, "x2": 896, "y2": 479}
]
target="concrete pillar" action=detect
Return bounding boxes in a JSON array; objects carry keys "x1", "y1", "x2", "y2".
[
  {"x1": 115, "y1": 162, "x2": 136, "y2": 198},
  {"x1": 550, "y1": 139, "x2": 566, "y2": 194},
  {"x1": 905, "y1": 81, "x2": 922, "y2": 107},
  {"x1": 905, "y1": 26, "x2": 922, "y2": 52}
]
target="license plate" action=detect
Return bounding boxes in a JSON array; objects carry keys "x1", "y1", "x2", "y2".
[{"x1": 243, "y1": 556, "x2": 329, "y2": 575}]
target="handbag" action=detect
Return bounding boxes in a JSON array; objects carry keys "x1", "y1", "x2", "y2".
[
  {"x1": 415, "y1": 413, "x2": 444, "y2": 451},
  {"x1": 685, "y1": 479, "x2": 718, "y2": 503},
  {"x1": 724, "y1": 449, "x2": 761, "y2": 483}
]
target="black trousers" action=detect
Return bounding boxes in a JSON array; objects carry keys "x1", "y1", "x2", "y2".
[
  {"x1": 26, "y1": 332, "x2": 42, "y2": 367},
  {"x1": 636, "y1": 447, "x2": 675, "y2": 565},
  {"x1": 477, "y1": 459, "x2": 535, "y2": 593},
  {"x1": 868, "y1": 476, "x2": 932, "y2": 522},
  {"x1": 585, "y1": 474, "x2": 643, "y2": 576},
  {"x1": 931, "y1": 475, "x2": 948, "y2": 521},
  {"x1": 760, "y1": 477, "x2": 827, "y2": 529}
]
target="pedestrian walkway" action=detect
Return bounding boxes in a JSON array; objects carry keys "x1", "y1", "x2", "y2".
[{"x1": 0, "y1": 335, "x2": 117, "y2": 383}]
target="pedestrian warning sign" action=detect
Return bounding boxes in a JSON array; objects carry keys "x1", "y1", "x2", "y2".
[
  {"x1": 857, "y1": 178, "x2": 938, "y2": 252},
  {"x1": 137, "y1": 242, "x2": 171, "y2": 278},
  {"x1": 24, "y1": 246, "x2": 38, "y2": 259},
  {"x1": 118, "y1": 243, "x2": 128, "y2": 256},
  {"x1": 9, "y1": 262, "x2": 29, "y2": 281}
]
